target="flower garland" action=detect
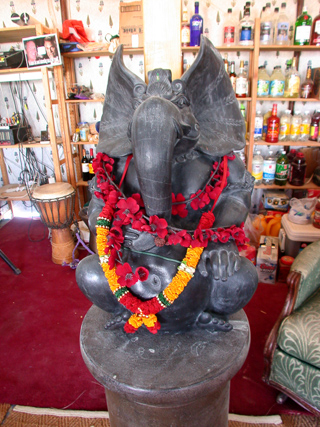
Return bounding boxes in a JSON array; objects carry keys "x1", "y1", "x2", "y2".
[{"x1": 93, "y1": 152, "x2": 248, "y2": 334}]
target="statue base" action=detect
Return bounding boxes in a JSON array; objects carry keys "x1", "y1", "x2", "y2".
[{"x1": 80, "y1": 306, "x2": 250, "y2": 427}]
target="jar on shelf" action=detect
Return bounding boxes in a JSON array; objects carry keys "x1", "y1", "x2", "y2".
[{"x1": 79, "y1": 122, "x2": 90, "y2": 142}]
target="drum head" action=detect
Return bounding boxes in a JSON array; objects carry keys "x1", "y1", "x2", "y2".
[{"x1": 32, "y1": 182, "x2": 75, "y2": 200}]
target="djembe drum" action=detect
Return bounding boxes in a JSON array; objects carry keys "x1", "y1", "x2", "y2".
[{"x1": 31, "y1": 182, "x2": 77, "y2": 264}]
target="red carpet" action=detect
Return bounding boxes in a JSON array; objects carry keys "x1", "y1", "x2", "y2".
[{"x1": 0, "y1": 218, "x2": 306, "y2": 415}]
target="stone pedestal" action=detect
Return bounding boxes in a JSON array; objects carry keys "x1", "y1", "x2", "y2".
[{"x1": 80, "y1": 306, "x2": 250, "y2": 427}]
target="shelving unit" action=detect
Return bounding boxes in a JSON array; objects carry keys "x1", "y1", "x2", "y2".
[{"x1": 0, "y1": 25, "x2": 70, "y2": 210}]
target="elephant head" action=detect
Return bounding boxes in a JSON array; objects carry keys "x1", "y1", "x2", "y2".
[{"x1": 97, "y1": 36, "x2": 246, "y2": 221}]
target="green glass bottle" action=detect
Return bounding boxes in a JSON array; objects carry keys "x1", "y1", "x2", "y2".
[
  {"x1": 294, "y1": 6, "x2": 312, "y2": 46},
  {"x1": 275, "y1": 150, "x2": 289, "y2": 186}
]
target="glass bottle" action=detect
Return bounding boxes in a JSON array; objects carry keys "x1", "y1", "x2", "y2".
[
  {"x1": 224, "y1": 8, "x2": 236, "y2": 46},
  {"x1": 294, "y1": 6, "x2": 312, "y2": 46},
  {"x1": 275, "y1": 150, "x2": 289, "y2": 186},
  {"x1": 262, "y1": 150, "x2": 276, "y2": 185},
  {"x1": 190, "y1": 1, "x2": 203, "y2": 47},
  {"x1": 236, "y1": 60, "x2": 249, "y2": 98},
  {"x1": 266, "y1": 103, "x2": 280, "y2": 143},
  {"x1": 223, "y1": 53, "x2": 229, "y2": 73},
  {"x1": 229, "y1": 61, "x2": 237, "y2": 92},
  {"x1": 313, "y1": 198, "x2": 320, "y2": 228},
  {"x1": 239, "y1": 102, "x2": 248, "y2": 137},
  {"x1": 79, "y1": 122, "x2": 89, "y2": 142},
  {"x1": 311, "y1": 7, "x2": 320, "y2": 46},
  {"x1": 299, "y1": 111, "x2": 311, "y2": 141},
  {"x1": 239, "y1": 7, "x2": 254, "y2": 46},
  {"x1": 257, "y1": 65, "x2": 270, "y2": 97},
  {"x1": 81, "y1": 148, "x2": 90, "y2": 182},
  {"x1": 310, "y1": 110, "x2": 320, "y2": 141},
  {"x1": 290, "y1": 111, "x2": 302, "y2": 141},
  {"x1": 262, "y1": 108, "x2": 272, "y2": 141},
  {"x1": 181, "y1": 3, "x2": 190, "y2": 47},
  {"x1": 275, "y1": 2, "x2": 290, "y2": 45},
  {"x1": 279, "y1": 109, "x2": 291, "y2": 141},
  {"x1": 284, "y1": 57, "x2": 300, "y2": 98},
  {"x1": 288, "y1": 152, "x2": 306, "y2": 186},
  {"x1": 254, "y1": 110, "x2": 263, "y2": 140},
  {"x1": 300, "y1": 65, "x2": 314, "y2": 99},
  {"x1": 287, "y1": 148, "x2": 297, "y2": 164},
  {"x1": 252, "y1": 151, "x2": 264, "y2": 185},
  {"x1": 260, "y1": 2, "x2": 273, "y2": 45},
  {"x1": 88, "y1": 148, "x2": 95, "y2": 180},
  {"x1": 270, "y1": 66, "x2": 285, "y2": 97}
]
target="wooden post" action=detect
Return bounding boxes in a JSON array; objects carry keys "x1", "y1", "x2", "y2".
[{"x1": 143, "y1": 0, "x2": 181, "y2": 82}]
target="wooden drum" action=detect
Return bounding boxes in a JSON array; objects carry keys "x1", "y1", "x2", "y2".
[{"x1": 32, "y1": 182, "x2": 77, "y2": 265}]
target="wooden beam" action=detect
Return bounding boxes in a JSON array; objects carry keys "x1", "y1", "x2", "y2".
[{"x1": 143, "y1": 0, "x2": 181, "y2": 81}]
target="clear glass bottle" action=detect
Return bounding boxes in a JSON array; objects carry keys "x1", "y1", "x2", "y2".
[
  {"x1": 311, "y1": 7, "x2": 320, "y2": 46},
  {"x1": 294, "y1": 6, "x2": 312, "y2": 46},
  {"x1": 181, "y1": 3, "x2": 190, "y2": 47},
  {"x1": 279, "y1": 109, "x2": 291, "y2": 141},
  {"x1": 254, "y1": 110, "x2": 263, "y2": 140},
  {"x1": 299, "y1": 111, "x2": 311, "y2": 141},
  {"x1": 252, "y1": 150, "x2": 264, "y2": 185},
  {"x1": 260, "y1": 2, "x2": 273, "y2": 45},
  {"x1": 284, "y1": 57, "x2": 300, "y2": 98},
  {"x1": 275, "y1": 2, "x2": 290, "y2": 45},
  {"x1": 290, "y1": 111, "x2": 302, "y2": 141},
  {"x1": 262, "y1": 150, "x2": 276, "y2": 184},
  {"x1": 239, "y1": 102, "x2": 248, "y2": 137},
  {"x1": 257, "y1": 65, "x2": 270, "y2": 97},
  {"x1": 190, "y1": 1, "x2": 203, "y2": 47},
  {"x1": 224, "y1": 8, "x2": 236, "y2": 46},
  {"x1": 229, "y1": 61, "x2": 237, "y2": 92},
  {"x1": 236, "y1": 60, "x2": 249, "y2": 98},
  {"x1": 239, "y1": 7, "x2": 254, "y2": 45},
  {"x1": 300, "y1": 64, "x2": 314, "y2": 99},
  {"x1": 269, "y1": 66, "x2": 285, "y2": 97},
  {"x1": 223, "y1": 53, "x2": 229, "y2": 73}
]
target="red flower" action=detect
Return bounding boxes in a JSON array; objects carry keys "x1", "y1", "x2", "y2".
[
  {"x1": 107, "y1": 226, "x2": 124, "y2": 250},
  {"x1": 172, "y1": 193, "x2": 188, "y2": 218},
  {"x1": 146, "y1": 321, "x2": 161, "y2": 334},
  {"x1": 190, "y1": 190, "x2": 210, "y2": 210},
  {"x1": 107, "y1": 248, "x2": 119, "y2": 269},
  {"x1": 117, "y1": 197, "x2": 140, "y2": 225},
  {"x1": 176, "y1": 230, "x2": 192, "y2": 247},
  {"x1": 116, "y1": 263, "x2": 138, "y2": 288},
  {"x1": 148, "y1": 216, "x2": 168, "y2": 239},
  {"x1": 131, "y1": 193, "x2": 145, "y2": 208},
  {"x1": 132, "y1": 217, "x2": 147, "y2": 231},
  {"x1": 167, "y1": 232, "x2": 183, "y2": 246},
  {"x1": 136, "y1": 266, "x2": 149, "y2": 282},
  {"x1": 216, "y1": 229, "x2": 231, "y2": 243},
  {"x1": 124, "y1": 322, "x2": 137, "y2": 333}
]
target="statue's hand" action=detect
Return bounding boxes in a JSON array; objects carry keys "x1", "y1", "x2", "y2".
[{"x1": 198, "y1": 241, "x2": 241, "y2": 281}]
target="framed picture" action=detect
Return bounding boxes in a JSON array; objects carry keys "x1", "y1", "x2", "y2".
[{"x1": 22, "y1": 33, "x2": 62, "y2": 68}]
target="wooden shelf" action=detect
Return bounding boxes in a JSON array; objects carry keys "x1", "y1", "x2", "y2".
[
  {"x1": 62, "y1": 47, "x2": 144, "y2": 58},
  {"x1": 76, "y1": 179, "x2": 90, "y2": 187},
  {"x1": 182, "y1": 45, "x2": 254, "y2": 53},
  {"x1": 65, "y1": 98, "x2": 105, "y2": 104},
  {"x1": 71, "y1": 140, "x2": 98, "y2": 145},
  {"x1": 0, "y1": 24, "x2": 51, "y2": 43},
  {"x1": 255, "y1": 182, "x2": 319, "y2": 190},
  {"x1": 257, "y1": 97, "x2": 319, "y2": 102},
  {"x1": 259, "y1": 45, "x2": 320, "y2": 52},
  {"x1": 253, "y1": 140, "x2": 320, "y2": 146}
]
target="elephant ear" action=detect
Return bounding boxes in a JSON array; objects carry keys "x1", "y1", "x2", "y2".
[
  {"x1": 97, "y1": 45, "x2": 147, "y2": 157},
  {"x1": 181, "y1": 36, "x2": 246, "y2": 156}
]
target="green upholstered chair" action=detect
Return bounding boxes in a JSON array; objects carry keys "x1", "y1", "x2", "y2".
[{"x1": 263, "y1": 239, "x2": 320, "y2": 415}]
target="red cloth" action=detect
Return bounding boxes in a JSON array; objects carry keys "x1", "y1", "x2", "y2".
[{"x1": 60, "y1": 19, "x2": 93, "y2": 43}]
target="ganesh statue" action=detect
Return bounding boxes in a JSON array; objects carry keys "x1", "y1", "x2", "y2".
[{"x1": 76, "y1": 36, "x2": 258, "y2": 335}]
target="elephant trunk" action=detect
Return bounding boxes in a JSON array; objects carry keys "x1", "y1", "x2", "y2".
[{"x1": 131, "y1": 97, "x2": 180, "y2": 222}]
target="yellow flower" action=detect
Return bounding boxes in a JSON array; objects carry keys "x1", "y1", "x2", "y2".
[
  {"x1": 128, "y1": 314, "x2": 144, "y2": 329},
  {"x1": 143, "y1": 314, "x2": 158, "y2": 327}
]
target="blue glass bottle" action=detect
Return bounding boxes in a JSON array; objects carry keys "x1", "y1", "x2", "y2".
[{"x1": 190, "y1": 2, "x2": 203, "y2": 46}]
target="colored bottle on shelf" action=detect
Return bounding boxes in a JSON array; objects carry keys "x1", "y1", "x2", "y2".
[
  {"x1": 224, "y1": 8, "x2": 236, "y2": 46},
  {"x1": 190, "y1": 1, "x2": 203, "y2": 47},
  {"x1": 310, "y1": 110, "x2": 320, "y2": 141},
  {"x1": 236, "y1": 60, "x2": 249, "y2": 98},
  {"x1": 311, "y1": 7, "x2": 320, "y2": 46},
  {"x1": 287, "y1": 149, "x2": 297, "y2": 164},
  {"x1": 181, "y1": 4, "x2": 190, "y2": 47},
  {"x1": 269, "y1": 66, "x2": 285, "y2": 97},
  {"x1": 300, "y1": 65, "x2": 314, "y2": 99},
  {"x1": 262, "y1": 108, "x2": 272, "y2": 141},
  {"x1": 284, "y1": 57, "x2": 300, "y2": 98},
  {"x1": 289, "y1": 111, "x2": 302, "y2": 141},
  {"x1": 254, "y1": 110, "x2": 263, "y2": 140},
  {"x1": 239, "y1": 102, "x2": 248, "y2": 137},
  {"x1": 229, "y1": 61, "x2": 237, "y2": 92},
  {"x1": 275, "y1": 150, "x2": 289, "y2": 186},
  {"x1": 223, "y1": 53, "x2": 229, "y2": 73},
  {"x1": 239, "y1": 7, "x2": 254, "y2": 46},
  {"x1": 262, "y1": 150, "x2": 276, "y2": 185},
  {"x1": 275, "y1": 2, "x2": 290, "y2": 45},
  {"x1": 260, "y1": 2, "x2": 273, "y2": 45},
  {"x1": 266, "y1": 103, "x2": 280, "y2": 143},
  {"x1": 88, "y1": 148, "x2": 95, "y2": 179},
  {"x1": 279, "y1": 109, "x2": 291, "y2": 141},
  {"x1": 300, "y1": 111, "x2": 311, "y2": 141},
  {"x1": 81, "y1": 148, "x2": 90, "y2": 182},
  {"x1": 294, "y1": 6, "x2": 312, "y2": 46},
  {"x1": 313, "y1": 198, "x2": 320, "y2": 228},
  {"x1": 252, "y1": 151, "x2": 264, "y2": 185},
  {"x1": 257, "y1": 65, "x2": 270, "y2": 97},
  {"x1": 288, "y1": 152, "x2": 306, "y2": 186}
]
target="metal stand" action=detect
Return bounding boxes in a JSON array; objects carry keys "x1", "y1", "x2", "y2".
[{"x1": 0, "y1": 249, "x2": 21, "y2": 274}]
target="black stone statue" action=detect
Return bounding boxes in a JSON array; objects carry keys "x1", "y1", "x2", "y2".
[{"x1": 76, "y1": 36, "x2": 258, "y2": 334}]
